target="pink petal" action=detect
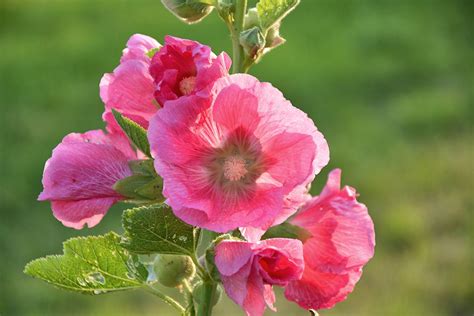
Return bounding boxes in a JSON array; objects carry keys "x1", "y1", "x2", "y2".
[
  {"x1": 39, "y1": 141, "x2": 131, "y2": 201},
  {"x1": 285, "y1": 266, "x2": 363, "y2": 310},
  {"x1": 285, "y1": 169, "x2": 375, "y2": 309},
  {"x1": 215, "y1": 241, "x2": 254, "y2": 276},
  {"x1": 263, "y1": 284, "x2": 277, "y2": 311},
  {"x1": 100, "y1": 60, "x2": 157, "y2": 120},
  {"x1": 121, "y1": 33, "x2": 160, "y2": 63},
  {"x1": 292, "y1": 171, "x2": 375, "y2": 271},
  {"x1": 51, "y1": 198, "x2": 117, "y2": 229},
  {"x1": 242, "y1": 264, "x2": 266, "y2": 316}
]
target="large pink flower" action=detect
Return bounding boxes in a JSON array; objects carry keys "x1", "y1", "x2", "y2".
[
  {"x1": 149, "y1": 35, "x2": 231, "y2": 106},
  {"x1": 100, "y1": 34, "x2": 161, "y2": 125},
  {"x1": 149, "y1": 74, "x2": 329, "y2": 232},
  {"x1": 38, "y1": 130, "x2": 137, "y2": 229},
  {"x1": 284, "y1": 169, "x2": 376, "y2": 310},
  {"x1": 215, "y1": 239, "x2": 304, "y2": 316}
]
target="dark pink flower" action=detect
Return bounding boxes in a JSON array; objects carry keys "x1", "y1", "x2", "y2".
[
  {"x1": 215, "y1": 238, "x2": 304, "y2": 316},
  {"x1": 149, "y1": 35, "x2": 231, "y2": 106},
  {"x1": 100, "y1": 34, "x2": 160, "y2": 126},
  {"x1": 284, "y1": 169, "x2": 376, "y2": 310},
  {"x1": 38, "y1": 130, "x2": 137, "y2": 229},
  {"x1": 148, "y1": 74, "x2": 329, "y2": 232}
]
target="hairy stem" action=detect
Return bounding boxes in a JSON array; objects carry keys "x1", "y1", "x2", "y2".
[
  {"x1": 144, "y1": 285, "x2": 185, "y2": 313},
  {"x1": 195, "y1": 280, "x2": 218, "y2": 316},
  {"x1": 231, "y1": 0, "x2": 248, "y2": 73}
]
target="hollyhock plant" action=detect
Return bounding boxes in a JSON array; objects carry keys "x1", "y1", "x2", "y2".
[
  {"x1": 284, "y1": 169, "x2": 376, "y2": 310},
  {"x1": 215, "y1": 238, "x2": 304, "y2": 316},
  {"x1": 38, "y1": 130, "x2": 137, "y2": 229},
  {"x1": 27, "y1": 2, "x2": 375, "y2": 316},
  {"x1": 149, "y1": 74, "x2": 329, "y2": 233}
]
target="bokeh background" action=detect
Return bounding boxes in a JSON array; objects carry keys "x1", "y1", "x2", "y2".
[{"x1": 1, "y1": 0, "x2": 473, "y2": 315}]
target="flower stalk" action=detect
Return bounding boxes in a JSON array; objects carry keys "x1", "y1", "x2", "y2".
[{"x1": 231, "y1": 0, "x2": 247, "y2": 73}]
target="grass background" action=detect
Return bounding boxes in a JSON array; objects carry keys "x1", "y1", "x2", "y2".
[{"x1": 0, "y1": 0, "x2": 473, "y2": 315}]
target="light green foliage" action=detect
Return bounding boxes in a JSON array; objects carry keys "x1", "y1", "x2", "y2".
[
  {"x1": 122, "y1": 204, "x2": 199, "y2": 255},
  {"x1": 256, "y1": 0, "x2": 299, "y2": 30},
  {"x1": 24, "y1": 233, "x2": 148, "y2": 295},
  {"x1": 112, "y1": 109, "x2": 151, "y2": 157}
]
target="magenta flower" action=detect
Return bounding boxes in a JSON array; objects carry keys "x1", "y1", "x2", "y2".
[
  {"x1": 38, "y1": 130, "x2": 137, "y2": 229},
  {"x1": 149, "y1": 35, "x2": 231, "y2": 106},
  {"x1": 284, "y1": 169, "x2": 375, "y2": 310},
  {"x1": 215, "y1": 239, "x2": 304, "y2": 316},
  {"x1": 148, "y1": 74, "x2": 329, "y2": 233},
  {"x1": 100, "y1": 34, "x2": 160, "y2": 125}
]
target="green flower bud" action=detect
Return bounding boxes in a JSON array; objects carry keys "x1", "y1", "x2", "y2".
[
  {"x1": 193, "y1": 282, "x2": 222, "y2": 307},
  {"x1": 161, "y1": 0, "x2": 214, "y2": 24},
  {"x1": 239, "y1": 26, "x2": 266, "y2": 61},
  {"x1": 244, "y1": 8, "x2": 260, "y2": 29},
  {"x1": 154, "y1": 254, "x2": 195, "y2": 288}
]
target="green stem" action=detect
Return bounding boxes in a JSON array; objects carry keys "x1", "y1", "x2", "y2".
[
  {"x1": 195, "y1": 280, "x2": 218, "y2": 316},
  {"x1": 183, "y1": 280, "x2": 196, "y2": 316},
  {"x1": 231, "y1": 0, "x2": 247, "y2": 73},
  {"x1": 191, "y1": 253, "x2": 207, "y2": 279},
  {"x1": 144, "y1": 285, "x2": 186, "y2": 314}
]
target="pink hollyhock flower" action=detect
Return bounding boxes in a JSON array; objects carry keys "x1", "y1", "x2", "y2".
[
  {"x1": 149, "y1": 35, "x2": 231, "y2": 106},
  {"x1": 38, "y1": 130, "x2": 137, "y2": 229},
  {"x1": 284, "y1": 169, "x2": 376, "y2": 310},
  {"x1": 215, "y1": 239, "x2": 304, "y2": 316},
  {"x1": 149, "y1": 74, "x2": 329, "y2": 232},
  {"x1": 100, "y1": 34, "x2": 161, "y2": 125}
]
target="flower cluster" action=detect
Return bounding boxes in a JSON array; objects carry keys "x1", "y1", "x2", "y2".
[{"x1": 39, "y1": 34, "x2": 375, "y2": 315}]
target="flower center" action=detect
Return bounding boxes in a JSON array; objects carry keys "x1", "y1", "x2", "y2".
[
  {"x1": 178, "y1": 76, "x2": 196, "y2": 95},
  {"x1": 223, "y1": 156, "x2": 248, "y2": 181}
]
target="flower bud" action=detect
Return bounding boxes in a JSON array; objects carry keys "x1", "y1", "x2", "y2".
[
  {"x1": 239, "y1": 27, "x2": 266, "y2": 61},
  {"x1": 154, "y1": 254, "x2": 195, "y2": 288},
  {"x1": 193, "y1": 282, "x2": 222, "y2": 307},
  {"x1": 244, "y1": 8, "x2": 260, "y2": 29},
  {"x1": 161, "y1": 0, "x2": 214, "y2": 24},
  {"x1": 216, "y1": 0, "x2": 234, "y2": 22}
]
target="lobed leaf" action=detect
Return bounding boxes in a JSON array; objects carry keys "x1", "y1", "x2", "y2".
[
  {"x1": 122, "y1": 204, "x2": 198, "y2": 256},
  {"x1": 24, "y1": 233, "x2": 148, "y2": 295},
  {"x1": 112, "y1": 109, "x2": 151, "y2": 157},
  {"x1": 257, "y1": 0, "x2": 300, "y2": 30}
]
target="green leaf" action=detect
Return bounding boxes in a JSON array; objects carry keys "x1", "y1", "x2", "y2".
[
  {"x1": 112, "y1": 109, "x2": 151, "y2": 157},
  {"x1": 128, "y1": 159, "x2": 157, "y2": 177},
  {"x1": 261, "y1": 222, "x2": 311, "y2": 242},
  {"x1": 24, "y1": 233, "x2": 148, "y2": 295},
  {"x1": 122, "y1": 204, "x2": 198, "y2": 256},
  {"x1": 256, "y1": 0, "x2": 300, "y2": 30},
  {"x1": 113, "y1": 175, "x2": 165, "y2": 202},
  {"x1": 146, "y1": 47, "x2": 161, "y2": 58}
]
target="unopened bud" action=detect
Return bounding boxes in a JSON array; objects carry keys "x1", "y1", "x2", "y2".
[
  {"x1": 244, "y1": 8, "x2": 260, "y2": 29},
  {"x1": 154, "y1": 254, "x2": 195, "y2": 288},
  {"x1": 193, "y1": 282, "x2": 222, "y2": 307},
  {"x1": 161, "y1": 0, "x2": 214, "y2": 24},
  {"x1": 239, "y1": 27, "x2": 266, "y2": 60}
]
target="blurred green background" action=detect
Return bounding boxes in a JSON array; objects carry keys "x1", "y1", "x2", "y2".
[{"x1": 1, "y1": 0, "x2": 473, "y2": 315}]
